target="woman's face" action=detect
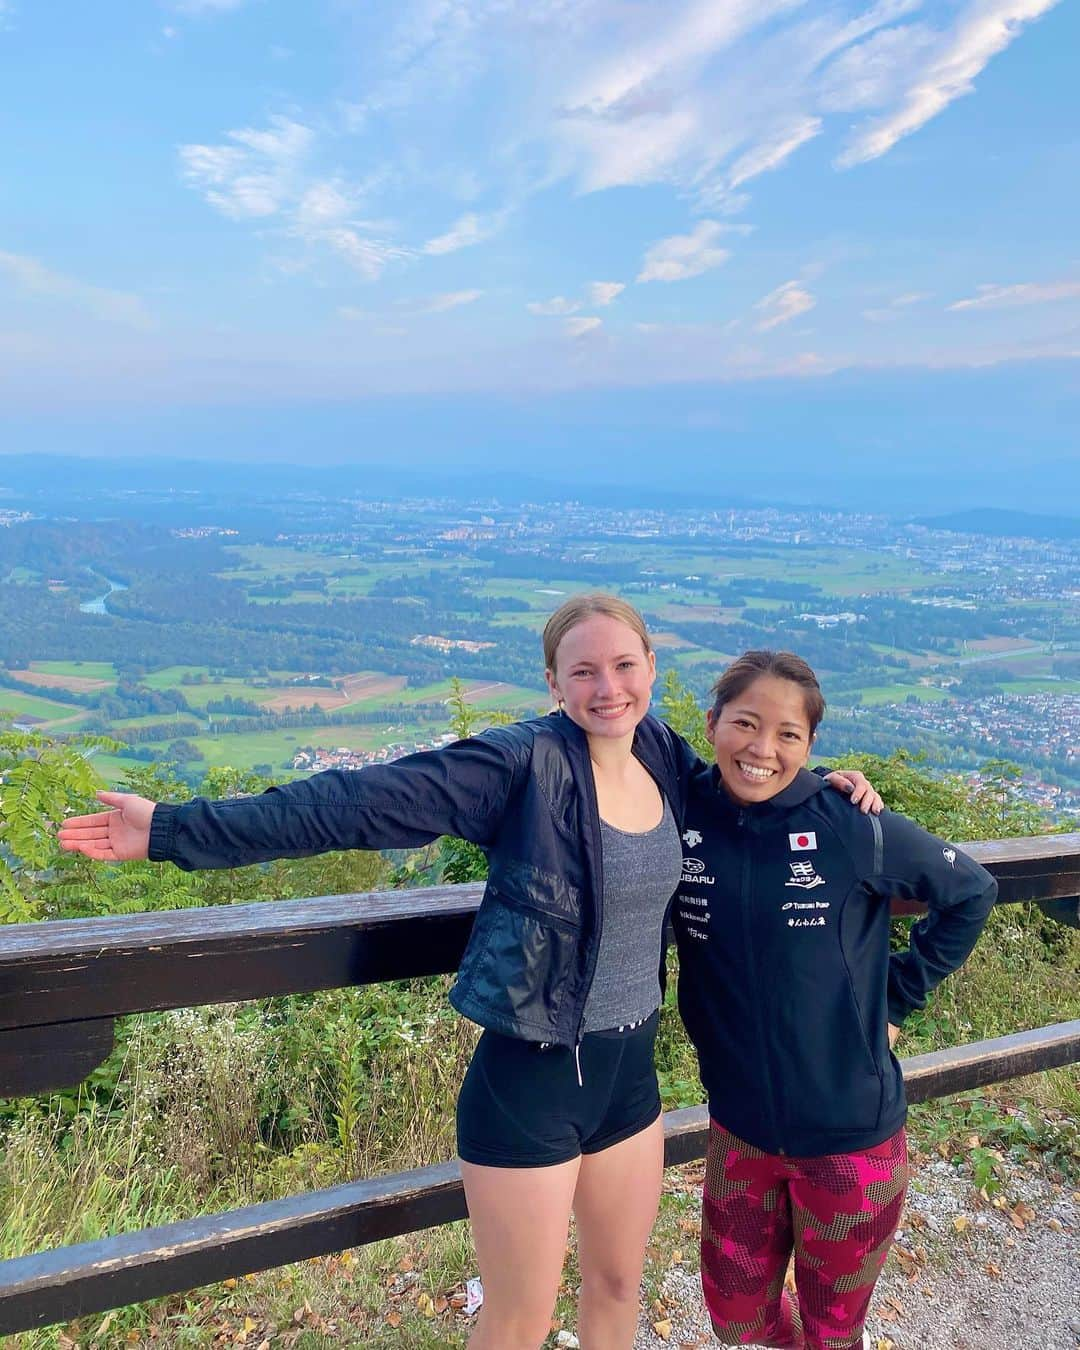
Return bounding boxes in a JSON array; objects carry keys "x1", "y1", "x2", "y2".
[
  {"x1": 707, "y1": 674, "x2": 814, "y2": 804},
  {"x1": 546, "y1": 614, "x2": 656, "y2": 742}
]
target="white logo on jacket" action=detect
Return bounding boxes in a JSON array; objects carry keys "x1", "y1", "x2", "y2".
[
  {"x1": 785, "y1": 860, "x2": 826, "y2": 890},
  {"x1": 682, "y1": 829, "x2": 703, "y2": 847}
]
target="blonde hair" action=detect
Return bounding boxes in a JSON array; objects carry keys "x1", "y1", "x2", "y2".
[{"x1": 542, "y1": 593, "x2": 652, "y2": 673}]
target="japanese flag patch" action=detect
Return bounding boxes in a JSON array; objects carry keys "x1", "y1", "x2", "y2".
[{"x1": 789, "y1": 831, "x2": 817, "y2": 851}]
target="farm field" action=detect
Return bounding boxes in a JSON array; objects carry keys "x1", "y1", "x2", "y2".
[
  {"x1": 841, "y1": 684, "x2": 952, "y2": 706},
  {"x1": 29, "y1": 660, "x2": 118, "y2": 684},
  {"x1": 0, "y1": 688, "x2": 87, "y2": 722}
]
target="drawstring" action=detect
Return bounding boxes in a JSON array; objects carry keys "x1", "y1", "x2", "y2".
[{"x1": 575, "y1": 1041, "x2": 583, "y2": 1088}]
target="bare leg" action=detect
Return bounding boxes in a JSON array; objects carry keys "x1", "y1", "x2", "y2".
[
  {"x1": 573, "y1": 1114, "x2": 665, "y2": 1350},
  {"x1": 461, "y1": 1156, "x2": 581, "y2": 1350}
]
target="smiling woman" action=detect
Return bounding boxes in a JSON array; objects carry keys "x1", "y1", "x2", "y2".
[
  {"x1": 55, "y1": 596, "x2": 880, "y2": 1350},
  {"x1": 674, "y1": 648, "x2": 998, "y2": 1350}
]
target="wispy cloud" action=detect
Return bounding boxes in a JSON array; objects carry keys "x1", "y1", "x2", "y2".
[
  {"x1": 863, "y1": 289, "x2": 933, "y2": 322},
  {"x1": 180, "y1": 116, "x2": 314, "y2": 221},
  {"x1": 836, "y1": 0, "x2": 1062, "y2": 168},
  {"x1": 637, "y1": 221, "x2": 731, "y2": 283},
  {"x1": 565, "y1": 316, "x2": 602, "y2": 338},
  {"x1": 755, "y1": 280, "x2": 816, "y2": 330},
  {"x1": 948, "y1": 280, "x2": 1080, "y2": 310},
  {"x1": 425, "y1": 289, "x2": 484, "y2": 312},
  {"x1": 422, "y1": 211, "x2": 505, "y2": 256},
  {"x1": 0, "y1": 251, "x2": 153, "y2": 329},
  {"x1": 180, "y1": 118, "x2": 410, "y2": 279},
  {"x1": 528, "y1": 296, "x2": 581, "y2": 316},
  {"x1": 586, "y1": 281, "x2": 625, "y2": 306}
]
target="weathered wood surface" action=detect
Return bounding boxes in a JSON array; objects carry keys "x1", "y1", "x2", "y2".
[
  {"x1": 0, "y1": 884, "x2": 484, "y2": 1033},
  {"x1": 2, "y1": 1019, "x2": 1077, "y2": 1335},
  {"x1": 1, "y1": 835, "x2": 1077, "y2": 1039},
  {"x1": 0, "y1": 1019, "x2": 114, "y2": 1096}
]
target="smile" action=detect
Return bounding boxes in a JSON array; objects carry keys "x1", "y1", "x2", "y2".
[
  {"x1": 736, "y1": 761, "x2": 776, "y2": 781},
  {"x1": 591, "y1": 703, "x2": 632, "y2": 718}
]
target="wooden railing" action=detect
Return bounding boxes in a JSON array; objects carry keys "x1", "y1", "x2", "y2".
[{"x1": 0, "y1": 832, "x2": 1078, "y2": 1334}]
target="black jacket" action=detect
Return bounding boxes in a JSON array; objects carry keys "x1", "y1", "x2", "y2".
[
  {"x1": 149, "y1": 711, "x2": 693, "y2": 1047},
  {"x1": 673, "y1": 765, "x2": 997, "y2": 1156}
]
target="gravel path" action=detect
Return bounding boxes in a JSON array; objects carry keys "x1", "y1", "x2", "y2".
[{"x1": 627, "y1": 1156, "x2": 1079, "y2": 1350}]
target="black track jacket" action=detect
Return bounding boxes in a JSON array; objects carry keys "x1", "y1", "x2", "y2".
[
  {"x1": 148, "y1": 711, "x2": 693, "y2": 1048},
  {"x1": 673, "y1": 765, "x2": 997, "y2": 1156}
]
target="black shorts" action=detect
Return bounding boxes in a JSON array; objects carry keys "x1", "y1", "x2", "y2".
[{"x1": 456, "y1": 1010, "x2": 662, "y2": 1168}]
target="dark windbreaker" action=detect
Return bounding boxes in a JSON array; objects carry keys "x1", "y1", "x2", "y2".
[
  {"x1": 148, "y1": 711, "x2": 695, "y2": 1048},
  {"x1": 673, "y1": 765, "x2": 997, "y2": 1156}
]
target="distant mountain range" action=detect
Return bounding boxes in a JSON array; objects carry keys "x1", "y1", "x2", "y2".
[{"x1": 916, "y1": 509, "x2": 1080, "y2": 541}]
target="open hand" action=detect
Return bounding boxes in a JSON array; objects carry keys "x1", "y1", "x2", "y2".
[
  {"x1": 824, "y1": 769, "x2": 883, "y2": 815},
  {"x1": 57, "y1": 791, "x2": 156, "y2": 862}
]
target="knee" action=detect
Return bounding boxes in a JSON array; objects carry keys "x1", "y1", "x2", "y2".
[{"x1": 581, "y1": 1264, "x2": 643, "y2": 1308}]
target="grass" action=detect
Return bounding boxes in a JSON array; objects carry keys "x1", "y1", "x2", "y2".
[
  {"x1": 846, "y1": 684, "x2": 952, "y2": 706},
  {"x1": 2, "y1": 899, "x2": 1076, "y2": 1348},
  {"x1": 30, "y1": 660, "x2": 118, "y2": 682},
  {"x1": 0, "y1": 689, "x2": 87, "y2": 721}
]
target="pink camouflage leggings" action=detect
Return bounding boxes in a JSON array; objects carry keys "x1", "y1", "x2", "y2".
[{"x1": 701, "y1": 1120, "x2": 908, "y2": 1350}]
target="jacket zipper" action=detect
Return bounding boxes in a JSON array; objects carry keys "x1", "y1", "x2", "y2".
[
  {"x1": 573, "y1": 732, "x2": 608, "y2": 1087},
  {"x1": 738, "y1": 808, "x2": 785, "y2": 1154}
]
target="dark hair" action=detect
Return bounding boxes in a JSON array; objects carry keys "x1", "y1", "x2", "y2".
[
  {"x1": 542, "y1": 593, "x2": 651, "y2": 674},
  {"x1": 710, "y1": 650, "x2": 826, "y2": 736}
]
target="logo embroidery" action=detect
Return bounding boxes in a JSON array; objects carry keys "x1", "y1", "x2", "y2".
[
  {"x1": 682, "y1": 829, "x2": 703, "y2": 848},
  {"x1": 788, "y1": 831, "x2": 817, "y2": 851},
  {"x1": 785, "y1": 860, "x2": 826, "y2": 890},
  {"x1": 942, "y1": 847, "x2": 956, "y2": 868}
]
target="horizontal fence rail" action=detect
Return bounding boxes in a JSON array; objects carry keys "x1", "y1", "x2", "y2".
[
  {"x1": 1, "y1": 1020, "x2": 1077, "y2": 1335},
  {"x1": 1, "y1": 832, "x2": 1077, "y2": 1097},
  {"x1": 0, "y1": 832, "x2": 1077, "y2": 1333}
]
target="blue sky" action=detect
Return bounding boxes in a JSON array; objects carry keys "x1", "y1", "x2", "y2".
[{"x1": 0, "y1": 0, "x2": 1077, "y2": 509}]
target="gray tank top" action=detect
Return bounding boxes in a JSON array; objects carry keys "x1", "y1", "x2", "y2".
[{"x1": 582, "y1": 797, "x2": 683, "y2": 1033}]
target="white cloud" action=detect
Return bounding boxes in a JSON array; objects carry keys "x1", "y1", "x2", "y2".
[
  {"x1": 755, "y1": 280, "x2": 816, "y2": 331},
  {"x1": 527, "y1": 296, "x2": 581, "y2": 316},
  {"x1": 337, "y1": 306, "x2": 370, "y2": 321},
  {"x1": 309, "y1": 228, "x2": 412, "y2": 281},
  {"x1": 863, "y1": 289, "x2": 933, "y2": 321},
  {"x1": 0, "y1": 251, "x2": 153, "y2": 329},
  {"x1": 179, "y1": 116, "x2": 313, "y2": 221},
  {"x1": 948, "y1": 280, "x2": 1080, "y2": 310},
  {"x1": 565, "y1": 316, "x2": 602, "y2": 338},
  {"x1": 585, "y1": 281, "x2": 625, "y2": 306},
  {"x1": 422, "y1": 211, "x2": 505, "y2": 255},
  {"x1": 181, "y1": 119, "x2": 410, "y2": 280},
  {"x1": 728, "y1": 118, "x2": 823, "y2": 188},
  {"x1": 637, "y1": 221, "x2": 731, "y2": 283},
  {"x1": 426, "y1": 289, "x2": 484, "y2": 311},
  {"x1": 836, "y1": 0, "x2": 1063, "y2": 168}
]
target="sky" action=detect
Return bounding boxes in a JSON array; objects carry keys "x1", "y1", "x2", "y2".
[{"x1": 0, "y1": 0, "x2": 1077, "y2": 510}]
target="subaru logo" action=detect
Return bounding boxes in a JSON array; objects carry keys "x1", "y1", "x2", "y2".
[{"x1": 683, "y1": 858, "x2": 705, "y2": 874}]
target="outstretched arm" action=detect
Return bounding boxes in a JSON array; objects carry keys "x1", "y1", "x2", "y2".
[{"x1": 57, "y1": 726, "x2": 530, "y2": 871}]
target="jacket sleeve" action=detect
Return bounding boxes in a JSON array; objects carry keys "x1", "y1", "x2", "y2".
[
  {"x1": 147, "y1": 724, "x2": 531, "y2": 871},
  {"x1": 869, "y1": 812, "x2": 998, "y2": 1026}
]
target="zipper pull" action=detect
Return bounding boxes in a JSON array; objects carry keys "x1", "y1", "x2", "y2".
[{"x1": 738, "y1": 809, "x2": 747, "y2": 827}]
